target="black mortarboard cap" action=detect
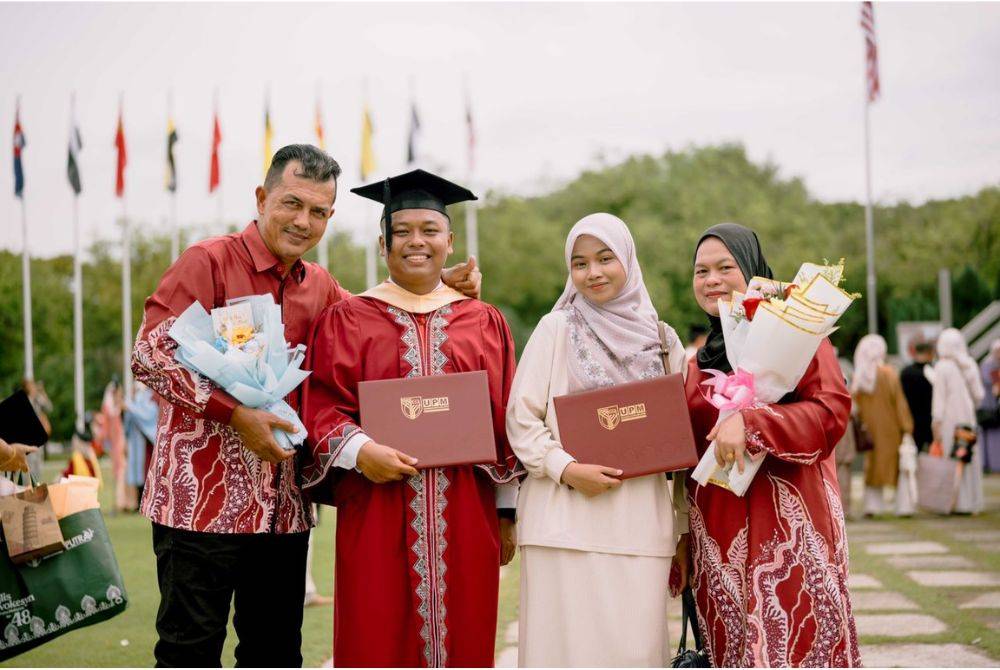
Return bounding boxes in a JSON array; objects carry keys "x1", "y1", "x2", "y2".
[
  {"x1": 0, "y1": 390, "x2": 49, "y2": 447},
  {"x1": 350, "y1": 169, "x2": 477, "y2": 250}
]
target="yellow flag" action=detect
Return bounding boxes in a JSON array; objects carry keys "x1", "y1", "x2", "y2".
[
  {"x1": 263, "y1": 102, "x2": 274, "y2": 178},
  {"x1": 360, "y1": 105, "x2": 375, "y2": 180}
]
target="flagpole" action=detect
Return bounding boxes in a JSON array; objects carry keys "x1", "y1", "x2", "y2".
[
  {"x1": 73, "y1": 194, "x2": 84, "y2": 432},
  {"x1": 466, "y1": 201, "x2": 478, "y2": 261},
  {"x1": 213, "y1": 87, "x2": 224, "y2": 234},
  {"x1": 365, "y1": 219, "x2": 377, "y2": 289},
  {"x1": 170, "y1": 192, "x2": 179, "y2": 261},
  {"x1": 464, "y1": 76, "x2": 479, "y2": 261},
  {"x1": 118, "y1": 93, "x2": 133, "y2": 398},
  {"x1": 20, "y1": 197, "x2": 33, "y2": 381},
  {"x1": 121, "y1": 200, "x2": 133, "y2": 399},
  {"x1": 169, "y1": 89, "x2": 179, "y2": 261},
  {"x1": 863, "y1": 96, "x2": 877, "y2": 335},
  {"x1": 316, "y1": 81, "x2": 329, "y2": 272},
  {"x1": 363, "y1": 79, "x2": 377, "y2": 289}
]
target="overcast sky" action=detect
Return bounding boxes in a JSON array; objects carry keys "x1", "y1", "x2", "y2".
[{"x1": 1, "y1": 1, "x2": 999, "y2": 258}]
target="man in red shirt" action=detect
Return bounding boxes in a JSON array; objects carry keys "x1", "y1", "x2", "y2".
[{"x1": 132, "y1": 144, "x2": 480, "y2": 667}]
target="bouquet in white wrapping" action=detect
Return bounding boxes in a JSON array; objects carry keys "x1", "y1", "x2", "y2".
[
  {"x1": 168, "y1": 294, "x2": 311, "y2": 451},
  {"x1": 690, "y1": 260, "x2": 858, "y2": 496}
]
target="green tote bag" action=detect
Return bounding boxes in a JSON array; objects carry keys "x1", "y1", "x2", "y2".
[{"x1": 0, "y1": 506, "x2": 128, "y2": 661}]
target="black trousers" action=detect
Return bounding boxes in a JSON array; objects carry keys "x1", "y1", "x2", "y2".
[{"x1": 151, "y1": 523, "x2": 310, "y2": 668}]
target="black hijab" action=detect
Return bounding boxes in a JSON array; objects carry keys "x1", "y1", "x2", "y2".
[{"x1": 693, "y1": 223, "x2": 773, "y2": 373}]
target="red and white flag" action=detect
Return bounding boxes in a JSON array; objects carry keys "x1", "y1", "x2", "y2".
[
  {"x1": 860, "y1": 1, "x2": 880, "y2": 103},
  {"x1": 114, "y1": 102, "x2": 127, "y2": 198},
  {"x1": 209, "y1": 108, "x2": 222, "y2": 193}
]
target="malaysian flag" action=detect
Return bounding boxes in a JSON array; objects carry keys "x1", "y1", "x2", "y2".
[
  {"x1": 860, "y1": 1, "x2": 880, "y2": 103},
  {"x1": 13, "y1": 102, "x2": 25, "y2": 198}
]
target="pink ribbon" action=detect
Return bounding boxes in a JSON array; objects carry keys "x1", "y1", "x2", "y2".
[{"x1": 701, "y1": 368, "x2": 757, "y2": 412}]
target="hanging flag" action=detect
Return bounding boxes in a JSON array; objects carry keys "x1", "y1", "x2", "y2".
[
  {"x1": 464, "y1": 90, "x2": 476, "y2": 176},
  {"x1": 114, "y1": 104, "x2": 127, "y2": 198},
  {"x1": 209, "y1": 109, "x2": 222, "y2": 193},
  {"x1": 166, "y1": 116, "x2": 178, "y2": 193},
  {"x1": 12, "y1": 103, "x2": 25, "y2": 198},
  {"x1": 360, "y1": 105, "x2": 376, "y2": 180},
  {"x1": 263, "y1": 96, "x2": 273, "y2": 177},
  {"x1": 67, "y1": 107, "x2": 82, "y2": 195},
  {"x1": 406, "y1": 100, "x2": 421, "y2": 166},
  {"x1": 860, "y1": 1, "x2": 880, "y2": 103},
  {"x1": 315, "y1": 96, "x2": 325, "y2": 151}
]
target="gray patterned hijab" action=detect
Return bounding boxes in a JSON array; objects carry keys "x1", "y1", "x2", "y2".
[{"x1": 552, "y1": 213, "x2": 663, "y2": 392}]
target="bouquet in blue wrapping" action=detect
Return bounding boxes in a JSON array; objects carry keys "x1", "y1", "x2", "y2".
[{"x1": 168, "y1": 294, "x2": 311, "y2": 450}]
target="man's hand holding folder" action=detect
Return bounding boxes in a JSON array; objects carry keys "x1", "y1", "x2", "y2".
[{"x1": 357, "y1": 441, "x2": 419, "y2": 483}]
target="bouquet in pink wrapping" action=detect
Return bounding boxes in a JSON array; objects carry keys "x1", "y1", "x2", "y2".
[{"x1": 690, "y1": 260, "x2": 859, "y2": 496}]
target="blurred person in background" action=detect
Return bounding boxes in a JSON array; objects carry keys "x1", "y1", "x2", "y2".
[
  {"x1": 63, "y1": 412, "x2": 102, "y2": 482},
  {"x1": 123, "y1": 382, "x2": 159, "y2": 511},
  {"x1": 851, "y1": 334, "x2": 915, "y2": 517},
  {"x1": 834, "y1": 353, "x2": 857, "y2": 518},
  {"x1": 901, "y1": 340, "x2": 935, "y2": 452},
  {"x1": 20, "y1": 378, "x2": 52, "y2": 480},
  {"x1": 931, "y1": 329, "x2": 986, "y2": 514},
  {"x1": 97, "y1": 379, "x2": 128, "y2": 512},
  {"x1": 977, "y1": 339, "x2": 1000, "y2": 472}
]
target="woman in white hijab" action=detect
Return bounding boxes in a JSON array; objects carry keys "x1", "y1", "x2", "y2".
[
  {"x1": 506, "y1": 213, "x2": 688, "y2": 667},
  {"x1": 851, "y1": 334, "x2": 916, "y2": 516},
  {"x1": 932, "y1": 328, "x2": 987, "y2": 513}
]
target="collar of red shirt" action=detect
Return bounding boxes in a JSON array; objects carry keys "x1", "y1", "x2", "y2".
[{"x1": 242, "y1": 221, "x2": 307, "y2": 283}]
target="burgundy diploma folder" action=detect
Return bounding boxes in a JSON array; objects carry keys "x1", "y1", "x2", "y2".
[
  {"x1": 553, "y1": 373, "x2": 698, "y2": 479},
  {"x1": 359, "y1": 370, "x2": 497, "y2": 469}
]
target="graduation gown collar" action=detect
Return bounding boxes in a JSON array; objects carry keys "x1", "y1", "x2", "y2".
[{"x1": 360, "y1": 280, "x2": 470, "y2": 314}]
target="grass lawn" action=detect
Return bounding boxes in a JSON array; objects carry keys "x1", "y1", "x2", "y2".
[{"x1": 11, "y1": 461, "x2": 336, "y2": 668}]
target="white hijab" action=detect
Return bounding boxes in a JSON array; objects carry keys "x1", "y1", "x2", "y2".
[
  {"x1": 552, "y1": 213, "x2": 662, "y2": 391},
  {"x1": 851, "y1": 334, "x2": 887, "y2": 395},
  {"x1": 935, "y1": 328, "x2": 985, "y2": 406}
]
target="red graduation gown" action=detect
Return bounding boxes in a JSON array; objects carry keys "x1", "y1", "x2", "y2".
[
  {"x1": 684, "y1": 340, "x2": 862, "y2": 667},
  {"x1": 301, "y1": 290, "x2": 523, "y2": 668}
]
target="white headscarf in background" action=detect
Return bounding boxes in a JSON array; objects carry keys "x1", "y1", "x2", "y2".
[
  {"x1": 936, "y1": 327, "x2": 985, "y2": 406},
  {"x1": 851, "y1": 333, "x2": 887, "y2": 395},
  {"x1": 553, "y1": 213, "x2": 662, "y2": 392}
]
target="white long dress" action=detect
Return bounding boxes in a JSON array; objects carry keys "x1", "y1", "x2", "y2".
[
  {"x1": 506, "y1": 310, "x2": 689, "y2": 667},
  {"x1": 931, "y1": 358, "x2": 986, "y2": 513}
]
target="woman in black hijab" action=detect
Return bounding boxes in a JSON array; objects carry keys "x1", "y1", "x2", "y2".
[{"x1": 671, "y1": 223, "x2": 860, "y2": 667}]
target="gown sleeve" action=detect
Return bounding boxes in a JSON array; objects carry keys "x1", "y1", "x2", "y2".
[
  {"x1": 299, "y1": 300, "x2": 366, "y2": 503},
  {"x1": 740, "y1": 339, "x2": 851, "y2": 465},
  {"x1": 131, "y1": 246, "x2": 240, "y2": 426}
]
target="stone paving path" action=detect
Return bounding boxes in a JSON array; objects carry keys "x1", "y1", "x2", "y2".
[{"x1": 493, "y1": 473, "x2": 1000, "y2": 667}]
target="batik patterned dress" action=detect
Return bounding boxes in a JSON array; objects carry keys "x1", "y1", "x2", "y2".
[{"x1": 684, "y1": 339, "x2": 862, "y2": 667}]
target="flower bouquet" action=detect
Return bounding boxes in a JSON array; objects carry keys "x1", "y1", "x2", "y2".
[
  {"x1": 168, "y1": 294, "x2": 311, "y2": 450},
  {"x1": 690, "y1": 260, "x2": 858, "y2": 496}
]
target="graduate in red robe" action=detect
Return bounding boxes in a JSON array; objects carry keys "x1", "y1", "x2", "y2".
[
  {"x1": 674, "y1": 224, "x2": 861, "y2": 667},
  {"x1": 301, "y1": 170, "x2": 523, "y2": 668}
]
